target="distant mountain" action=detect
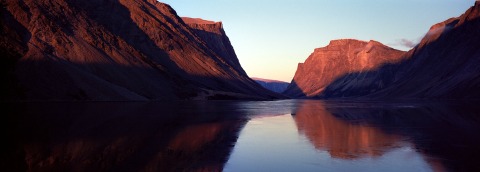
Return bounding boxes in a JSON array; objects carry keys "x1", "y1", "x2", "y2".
[
  {"x1": 283, "y1": 39, "x2": 405, "y2": 98},
  {"x1": 0, "y1": 0, "x2": 279, "y2": 101},
  {"x1": 252, "y1": 77, "x2": 290, "y2": 93},
  {"x1": 286, "y1": 2, "x2": 480, "y2": 99}
]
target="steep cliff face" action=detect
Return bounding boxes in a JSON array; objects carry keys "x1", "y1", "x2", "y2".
[
  {"x1": 320, "y1": 2, "x2": 480, "y2": 99},
  {"x1": 182, "y1": 17, "x2": 245, "y2": 75},
  {"x1": 283, "y1": 39, "x2": 405, "y2": 97},
  {"x1": 252, "y1": 77, "x2": 290, "y2": 93},
  {"x1": 180, "y1": 17, "x2": 273, "y2": 98},
  {"x1": 0, "y1": 0, "x2": 278, "y2": 101}
]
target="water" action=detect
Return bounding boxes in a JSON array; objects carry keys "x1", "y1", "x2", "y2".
[{"x1": 2, "y1": 100, "x2": 480, "y2": 171}]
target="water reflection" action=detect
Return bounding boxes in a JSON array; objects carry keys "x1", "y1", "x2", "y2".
[
  {"x1": 226, "y1": 105, "x2": 429, "y2": 172},
  {"x1": 2, "y1": 101, "x2": 261, "y2": 172},
  {"x1": 293, "y1": 101, "x2": 401, "y2": 159},
  {"x1": 324, "y1": 100, "x2": 480, "y2": 172},
  {"x1": 226, "y1": 100, "x2": 480, "y2": 172},
  {"x1": 2, "y1": 100, "x2": 480, "y2": 171}
]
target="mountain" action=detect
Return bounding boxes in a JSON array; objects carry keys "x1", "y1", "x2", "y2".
[
  {"x1": 283, "y1": 39, "x2": 405, "y2": 98},
  {"x1": 320, "y1": 2, "x2": 480, "y2": 99},
  {"x1": 285, "y1": 2, "x2": 480, "y2": 99},
  {"x1": 252, "y1": 77, "x2": 290, "y2": 93},
  {"x1": 0, "y1": 0, "x2": 278, "y2": 101}
]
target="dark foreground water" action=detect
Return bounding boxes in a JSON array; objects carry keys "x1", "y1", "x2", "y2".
[{"x1": 2, "y1": 100, "x2": 480, "y2": 171}]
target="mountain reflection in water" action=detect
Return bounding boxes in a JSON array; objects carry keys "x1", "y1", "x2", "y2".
[
  {"x1": 3, "y1": 100, "x2": 480, "y2": 171},
  {"x1": 293, "y1": 101, "x2": 401, "y2": 160},
  {"x1": 2, "y1": 102, "x2": 255, "y2": 172}
]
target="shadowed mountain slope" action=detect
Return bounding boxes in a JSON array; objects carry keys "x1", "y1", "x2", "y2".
[{"x1": 0, "y1": 0, "x2": 278, "y2": 101}]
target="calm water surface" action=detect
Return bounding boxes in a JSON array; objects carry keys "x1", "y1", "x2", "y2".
[{"x1": 3, "y1": 100, "x2": 480, "y2": 171}]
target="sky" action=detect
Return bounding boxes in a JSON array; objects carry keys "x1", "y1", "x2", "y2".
[{"x1": 161, "y1": 0, "x2": 476, "y2": 82}]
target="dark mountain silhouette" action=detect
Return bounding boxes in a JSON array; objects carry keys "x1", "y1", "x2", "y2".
[
  {"x1": 286, "y1": 2, "x2": 480, "y2": 99},
  {"x1": 0, "y1": 0, "x2": 279, "y2": 101},
  {"x1": 252, "y1": 77, "x2": 290, "y2": 93}
]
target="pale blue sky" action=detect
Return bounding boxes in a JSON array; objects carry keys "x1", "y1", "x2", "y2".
[{"x1": 161, "y1": 0, "x2": 475, "y2": 82}]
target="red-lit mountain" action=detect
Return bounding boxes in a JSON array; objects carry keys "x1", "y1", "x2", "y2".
[
  {"x1": 285, "y1": 2, "x2": 480, "y2": 99},
  {"x1": 283, "y1": 39, "x2": 405, "y2": 97},
  {"x1": 0, "y1": 0, "x2": 279, "y2": 101}
]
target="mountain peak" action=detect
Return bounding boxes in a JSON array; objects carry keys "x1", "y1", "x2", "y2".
[
  {"x1": 471, "y1": 1, "x2": 480, "y2": 17},
  {"x1": 314, "y1": 39, "x2": 393, "y2": 53},
  {"x1": 328, "y1": 39, "x2": 387, "y2": 47},
  {"x1": 181, "y1": 17, "x2": 224, "y2": 34},
  {"x1": 367, "y1": 40, "x2": 383, "y2": 46},
  {"x1": 181, "y1": 17, "x2": 219, "y2": 25},
  {"x1": 328, "y1": 39, "x2": 367, "y2": 45}
]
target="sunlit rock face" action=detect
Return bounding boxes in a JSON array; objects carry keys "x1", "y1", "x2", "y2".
[
  {"x1": 181, "y1": 17, "x2": 244, "y2": 74},
  {"x1": 284, "y1": 39, "x2": 405, "y2": 98},
  {"x1": 286, "y1": 2, "x2": 480, "y2": 99},
  {"x1": 293, "y1": 101, "x2": 400, "y2": 159},
  {"x1": 0, "y1": 0, "x2": 278, "y2": 101}
]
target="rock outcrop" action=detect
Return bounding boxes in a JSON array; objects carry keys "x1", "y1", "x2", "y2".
[
  {"x1": 0, "y1": 0, "x2": 278, "y2": 101},
  {"x1": 286, "y1": 2, "x2": 480, "y2": 99},
  {"x1": 252, "y1": 77, "x2": 290, "y2": 93},
  {"x1": 283, "y1": 39, "x2": 405, "y2": 97}
]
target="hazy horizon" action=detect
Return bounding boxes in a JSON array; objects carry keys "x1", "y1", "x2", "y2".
[{"x1": 161, "y1": 0, "x2": 475, "y2": 82}]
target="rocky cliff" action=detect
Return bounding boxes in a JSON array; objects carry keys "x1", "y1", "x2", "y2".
[
  {"x1": 283, "y1": 39, "x2": 405, "y2": 97},
  {"x1": 181, "y1": 17, "x2": 248, "y2": 79},
  {"x1": 0, "y1": 0, "x2": 278, "y2": 101},
  {"x1": 252, "y1": 77, "x2": 290, "y2": 93},
  {"x1": 286, "y1": 2, "x2": 480, "y2": 99}
]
